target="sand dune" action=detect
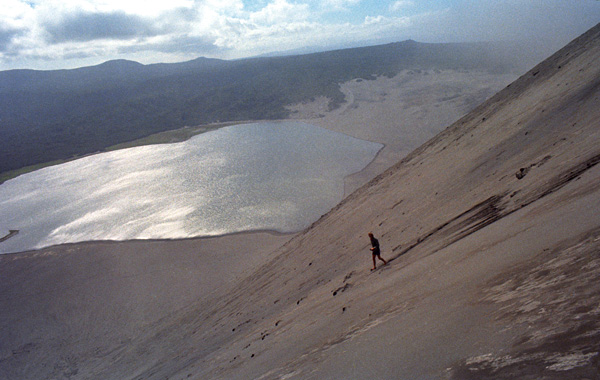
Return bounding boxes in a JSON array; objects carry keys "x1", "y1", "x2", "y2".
[
  {"x1": 1, "y1": 23, "x2": 600, "y2": 379},
  {"x1": 290, "y1": 69, "x2": 517, "y2": 194},
  {"x1": 0, "y1": 232, "x2": 292, "y2": 379}
]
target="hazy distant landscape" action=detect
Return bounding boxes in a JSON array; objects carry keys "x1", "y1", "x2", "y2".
[
  {"x1": 0, "y1": 39, "x2": 530, "y2": 250},
  {"x1": 0, "y1": 40, "x2": 532, "y2": 178}
]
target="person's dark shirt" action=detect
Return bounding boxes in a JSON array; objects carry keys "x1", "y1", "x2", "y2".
[{"x1": 370, "y1": 236, "x2": 380, "y2": 255}]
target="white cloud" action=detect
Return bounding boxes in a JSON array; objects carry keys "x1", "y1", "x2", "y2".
[
  {"x1": 249, "y1": 0, "x2": 310, "y2": 25},
  {"x1": 99, "y1": 0, "x2": 195, "y2": 16},
  {"x1": 41, "y1": 10, "x2": 161, "y2": 43},
  {"x1": 319, "y1": 0, "x2": 361, "y2": 10},
  {"x1": 27, "y1": 0, "x2": 196, "y2": 17},
  {"x1": 1, "y1": 0, "x2": 318, "y2": 64},
  {"x1": 390, "y1": 1, "x2": 414, "y2": 12},
  {"x1": 364, "y1": 15, "x2": 385, "y2": 25},
  {"x1": 2, "y1": 0, "x2": 31, "y2": 18},
  {"x1": 0, "y1": 1, "x2": 33, "y2": 47}
]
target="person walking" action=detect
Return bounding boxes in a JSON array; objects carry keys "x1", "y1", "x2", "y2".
[{"x1": 368, "y1": 232, "x2": 387, "y2": 270}]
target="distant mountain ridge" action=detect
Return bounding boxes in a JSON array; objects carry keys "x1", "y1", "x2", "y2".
[{"x1": 0, "y1": 40, "x2": 532, "y2": 174}]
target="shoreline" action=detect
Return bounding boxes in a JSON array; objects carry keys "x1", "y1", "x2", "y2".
[
  {"x1": 0, "y1": 228, "x2": 298, "y2": 257},
  {"x1": 342, "y1": 140, "x2": 386, "y2": 197},
  {"x1": 0, "y1": 120, "x2": 381, "y2": 256}
]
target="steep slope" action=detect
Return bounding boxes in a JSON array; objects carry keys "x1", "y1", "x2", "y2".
[{"x1": 100, "y1": 23, "x2": 600, "y2": 379}]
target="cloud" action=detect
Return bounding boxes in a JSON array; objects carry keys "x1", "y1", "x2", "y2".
[
  {"x1": 249, "y1": 0, "x2": 310, "y2": 25},
  {"x1": 2, "y1": 2, "x2": 222, "y2": 65},
  {"x1": 117, "y1": 34, "x2": 221, "y2": 55},
  {"x1": 0, "y1": 25, "x2": 21, "y2": 51},
  {"x1": 364, "y1": 15, "x2": 385, "y2": 25},
  {"x1": 226, "y1": 14, "x2": 411, "y2": 56},
  {"x1": 41, "y1": 10, "x2": 161, "y2": 43},
  {"x1": 320, "y1": 0, "x2": 361, "y2": 11},
  {"x1": 390, "y1": 1, "x2": 414, "y2": 12},
  {"x1": 27, "y1": 0, "x2": 198, "y2": 17},
  {"x1": 410, "y1": 0, "x2": 600, "y2": 47},
  {"x1": 0, "y1": 0, "x2": 31, "y2": 52},
  {"x1": 361, "y1": 15, "x2": 411, "y2": 37}
]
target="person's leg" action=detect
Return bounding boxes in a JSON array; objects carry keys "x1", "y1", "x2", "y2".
[
  {"x1": 378, "y1": 255, "x2": 387, "y2": 265},
  {"x1": 372, "y1": 254, "x2": 377, "y2": 270}
]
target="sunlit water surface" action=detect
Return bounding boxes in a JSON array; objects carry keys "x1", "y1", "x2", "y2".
[{"x1": 0, "y1": 122, "x2": 382, "y2": 254}]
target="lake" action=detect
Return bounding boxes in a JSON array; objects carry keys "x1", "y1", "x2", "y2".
[{"x1": 0, "y1": 121, "x2": 382, "y2": 254}]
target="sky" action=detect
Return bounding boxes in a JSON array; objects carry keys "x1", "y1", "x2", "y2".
[{"x1": 1, "y1": 0, "x2": 600, "y2": 71}]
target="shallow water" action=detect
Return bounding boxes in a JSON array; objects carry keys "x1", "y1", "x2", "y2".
[{"x1": 0, "y1": 122, "x2": 382, "y2": 254}]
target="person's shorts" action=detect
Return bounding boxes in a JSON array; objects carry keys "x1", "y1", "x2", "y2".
[{"x1": 372, "y1": 248, "x2": 381, "y2": 256}]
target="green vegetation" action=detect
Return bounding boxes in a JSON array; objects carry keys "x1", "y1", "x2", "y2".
[
  {"x1": 104, "y1": 122, "x2": 238, "y2": 151},
  {"x1": 0, "y1": 40, "x2": 527, "y2": 178},
  {"x1": 0, "y1": 159, "x2": 69, "y2": 184}
]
